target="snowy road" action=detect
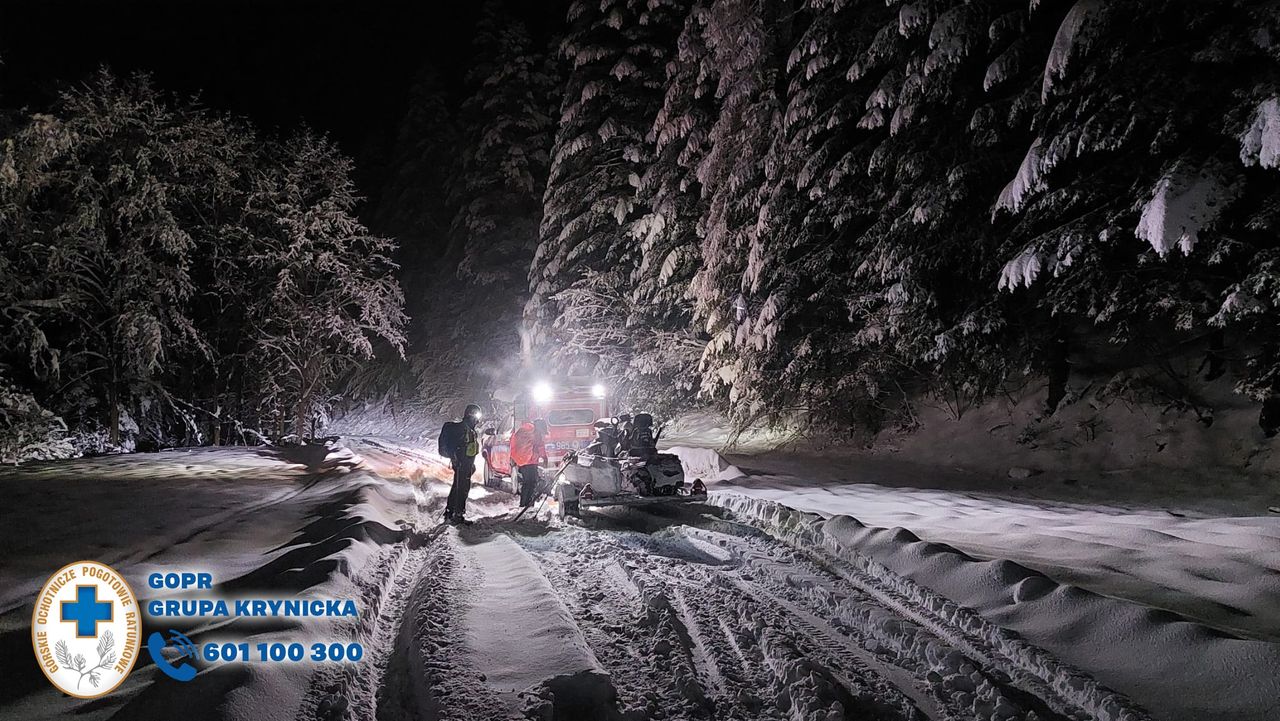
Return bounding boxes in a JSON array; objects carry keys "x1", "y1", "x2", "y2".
[
  {"x1": 2, "y1": 443, "x2": 1276, "y2": 721},
  {"x1": 301, "y1": 488, "x2": 1146, "y2": 721}
]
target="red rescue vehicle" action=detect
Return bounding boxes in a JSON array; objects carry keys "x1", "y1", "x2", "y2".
[{"x1": 482, "y1": 380, "x2": 611, "y2": 492}]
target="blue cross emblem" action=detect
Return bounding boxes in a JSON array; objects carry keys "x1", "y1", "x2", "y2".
[{"x1": 61, "y1": 585, "x2": 113, "y2": 638}]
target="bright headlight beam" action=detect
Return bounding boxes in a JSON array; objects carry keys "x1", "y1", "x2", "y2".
[
  {"x1": 532, "y1": 381, "x2": 554, "y2": 404},
  {"x1": 591, "y1": 383, "x2": 607, "y2": 398}
]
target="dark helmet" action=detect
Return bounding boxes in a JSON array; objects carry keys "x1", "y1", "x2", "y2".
[{"x1": 463, "y1": 404, "x2": 482, "y2": 423}]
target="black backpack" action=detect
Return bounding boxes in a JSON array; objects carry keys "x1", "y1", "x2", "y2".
[{"x1": 438, "y1": 421, "x2": 463, "y2": 458}]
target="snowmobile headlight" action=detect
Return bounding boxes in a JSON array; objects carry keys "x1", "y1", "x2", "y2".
[
  {"x1": 532, "y1": 381, "x2": 553, "y2": 404},
  {"x1": 591, "y1": 383, "x2": 607, "y2": 399}
]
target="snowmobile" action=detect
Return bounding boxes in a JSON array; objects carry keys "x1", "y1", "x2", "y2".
[{"x1": 551, "y1": 413, "x2": 707, "y2": 519}]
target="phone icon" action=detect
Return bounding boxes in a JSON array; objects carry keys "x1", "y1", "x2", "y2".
[{"x1": 146, "y1": 631, "x2": 198, "y2": 682}]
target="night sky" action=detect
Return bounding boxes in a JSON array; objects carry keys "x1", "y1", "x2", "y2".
[{"x1": 0, "y1": 0, "x2": 567, "y2": 190}]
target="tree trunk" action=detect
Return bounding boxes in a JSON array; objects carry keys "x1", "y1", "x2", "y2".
[
  {"x1": 1046, "y1": 329, "x2": 1070, "y2": 414},
  {"x1": 1204, "y1": 329, "x2": 1226, "y2": 381},
  {"x1": 108, "y1": 364, "x2": 121, "y2": 446},
  {"x1": 1261, "y1": 395, "x2": 1280, "y2": 438},
  {"x1": 278, "y1": 399, "x2": 287, "y2": 442},
  {"x1": 295, "y1": 397, "x2": 308, "y2": 444},
  {"x1": 767, "y1": 0, "x2": 795, "y2": 106},
  {"x1": 236, "y1": 372, "x2": 245, "y2": 445}
]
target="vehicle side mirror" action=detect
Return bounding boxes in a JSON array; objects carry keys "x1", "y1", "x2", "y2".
[{"x1": 483, "y1": 427, "x2": 496, "y2": 436}]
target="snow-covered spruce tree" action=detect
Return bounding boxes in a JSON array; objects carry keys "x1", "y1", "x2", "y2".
[
  {"x1": 831, "y1": 0, "x2": 1052, "y2": 423},
  {"x1": 993, "y1": 1, "x2": 1280, "y2": 416},
  {"x1": 529, "y1": 0, "x2": 685, "y2": 401},
  {"x1": 375, "y1": 67, "x2": 457, "y2": 283},
  {"x1": 688, "y1": 0, "x2": 796, "y2": 421},
  {"x1": 618, "y1": 1, "x2": 718, "y2": 415},
  {"x1": 245, "y1": 131, "x2": 407, "y2": 440},
  {"x1": 451, "y1": 5, "x2": 560, "y2": 288},
  {"x1": 411, "y1": 5, "x2": 561, "y2": 413},
  {"x1": 1194, "y1": 4, "x2": 1280, "y2": 411},
  {"x1": 687, "y1": 0, "x2": 1031, "y2": 428},
  {"x1": 724, "y1": 0, "x2": 895, "y2": 427},
  {"x1": 0, "y1": 71, "x2": 249, "y2": 447},
  {"x1": 368, "y1": 8, "x2": 562, "y2": 418}
]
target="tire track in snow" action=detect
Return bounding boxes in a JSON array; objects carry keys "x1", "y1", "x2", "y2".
[
  {"x1": 371, "y1": 531, "x2": 513, "y2": 721},
  {"x1": 706, "y1": 500, "x2": 1151, "y2": 721},
  {"x1": 511, "y1": 502, "x2": 1153, "y2": 721},
  {"x1": 526, "y1": 553, "x2": 710, "y2": 720},
  {"x1": 700, "y1": 527, "x2": 1050, "y2": 721},
  {"x1": 294, "y1": 487, "x2": 501, "y2": 721},
  {"x1": 516, "y1": 525, "x2": 926, "y2": 721}
]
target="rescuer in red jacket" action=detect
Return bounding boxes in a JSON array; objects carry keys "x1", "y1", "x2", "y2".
[{"x1": 509, "y1": 418, "x2": 547, "y2": 508}]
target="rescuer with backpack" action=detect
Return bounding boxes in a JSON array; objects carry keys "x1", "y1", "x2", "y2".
[{"x1": 438, "y1": 403, "x2": 483, "y2": 525}]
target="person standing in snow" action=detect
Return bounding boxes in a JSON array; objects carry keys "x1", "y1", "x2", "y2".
[
  {"x1": 439, "y1": 403, "x2": 483, "y2": 525},
  {"x1": 509, "y1": 417, "x2": 548, "y2": 508}
]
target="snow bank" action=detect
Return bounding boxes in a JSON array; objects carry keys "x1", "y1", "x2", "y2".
[
  {"x1": 716, "y1": 457, "x2": 1280, "y2": 641},
  {"x1": 713, "y1": 493, "x2": 1280, "y2": 721},
  {"x1": 657, "y1": 409, "x2": 796, "y2": 452},
  {"x1": 325, "y1": 397, "x2": 443, "y2": 445},
  {"x1": 665, "y1": 445, "x2": 745, "y2": 483},
  {"x1": 0, "y1": 443, "x2": 434, "y2": 721}
]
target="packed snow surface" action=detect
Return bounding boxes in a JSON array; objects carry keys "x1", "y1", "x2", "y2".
[{"x1": 1, "y1": 439, "x2": 1277, "y2": 721}]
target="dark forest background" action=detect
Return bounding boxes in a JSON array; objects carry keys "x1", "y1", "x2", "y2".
[{"x1": 2, "y1": 0, "x2": 1280, "y2": 461}]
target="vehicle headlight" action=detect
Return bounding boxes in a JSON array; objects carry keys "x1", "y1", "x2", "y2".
[
  {"x1": 532, "y1": 381, "x2": 554, "y2": 404},
  {"x1": 591, "y1": 383, "x2": 607, "y2": 399}
]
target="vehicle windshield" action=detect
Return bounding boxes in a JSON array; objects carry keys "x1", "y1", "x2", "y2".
[{"x1": 546, "y1": 408, "x2": 596, "y2": 426}]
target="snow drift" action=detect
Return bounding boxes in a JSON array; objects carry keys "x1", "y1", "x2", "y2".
[{"x1": 713, "y1": 492, "x2": 1280, "y2": 721}]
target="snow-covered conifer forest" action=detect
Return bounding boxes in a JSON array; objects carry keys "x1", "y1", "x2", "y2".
[
  {"x1": 5, "y1": 5, "x2": 1280, "y2": 721},
  {"x1": 4, "y1": 0, "x2": 1280, "y2": 459}
]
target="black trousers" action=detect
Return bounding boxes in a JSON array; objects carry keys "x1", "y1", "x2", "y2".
[
  {"x1": 517, "y1": 464, "x2": 539, "y2": 507},
  {"x1": 446, "y1": 456, "x2": 475, "y2": 517}
]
